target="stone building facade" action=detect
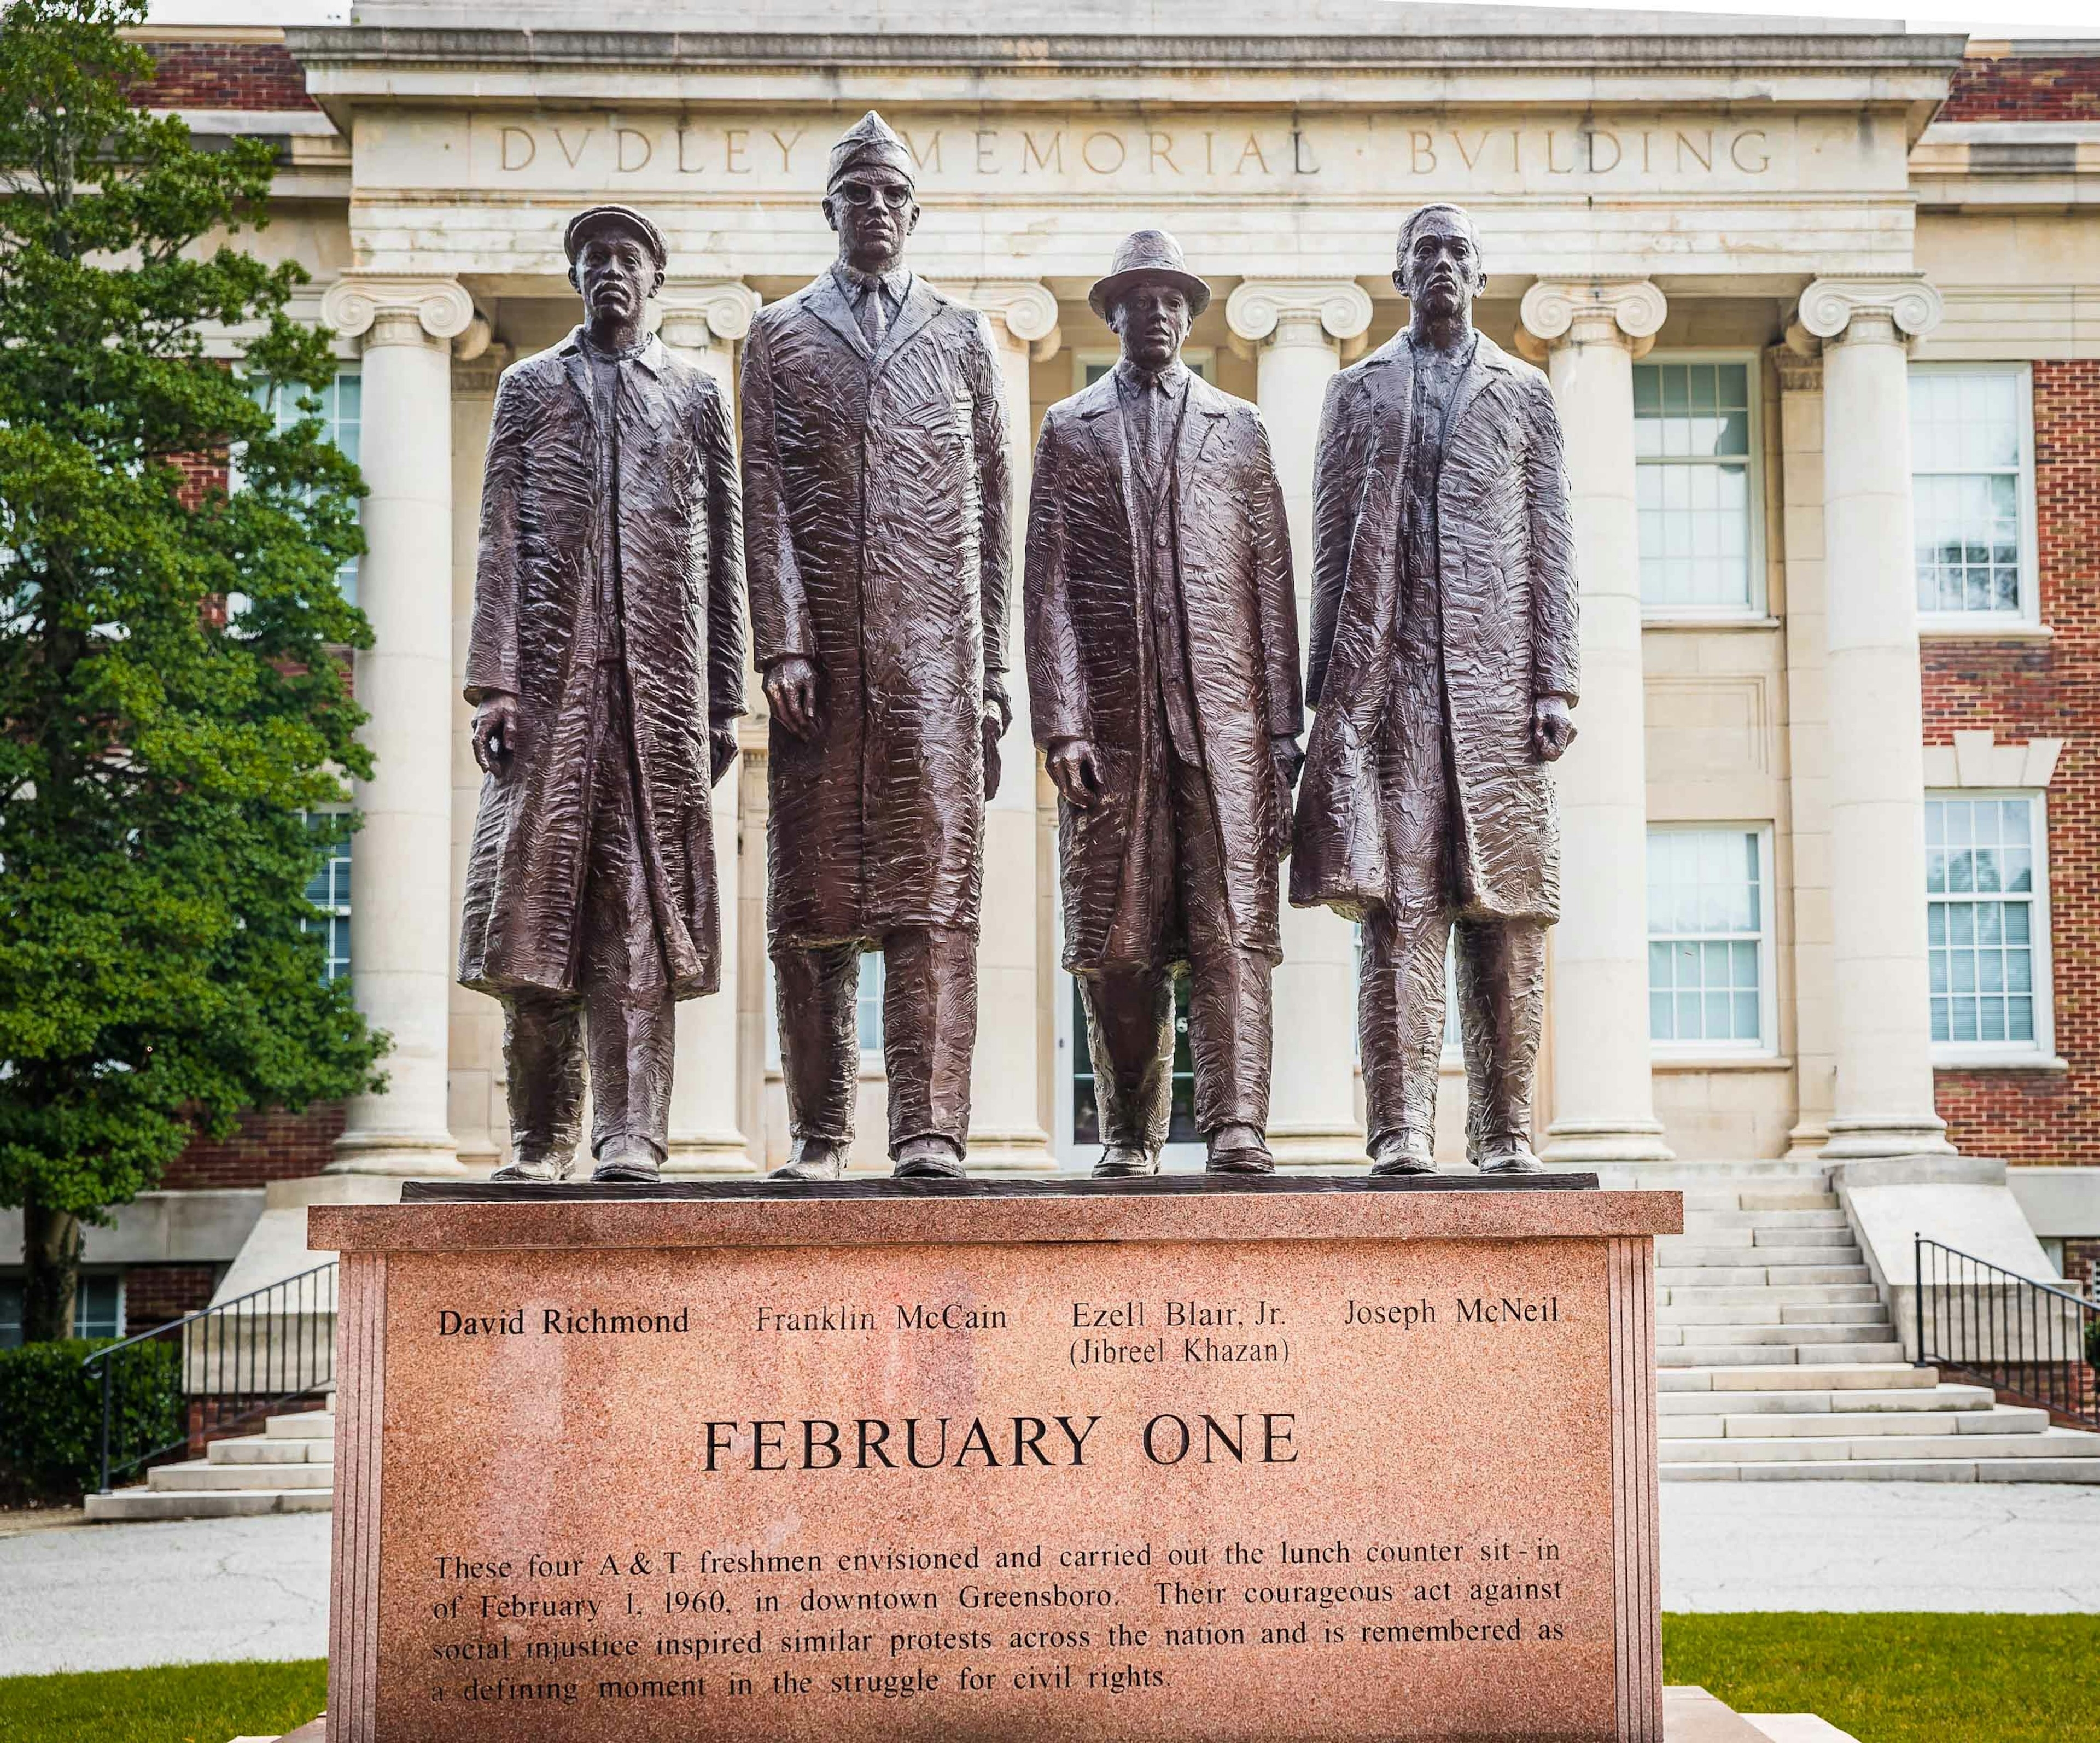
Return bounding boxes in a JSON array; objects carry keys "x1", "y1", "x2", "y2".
[{"x1": 7, "y1": 1, "x2": 2100, "y2": 1329}]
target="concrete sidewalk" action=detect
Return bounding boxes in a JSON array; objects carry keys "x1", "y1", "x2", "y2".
[{"x1": 3, "y1": 1482, "x2": 2097, "y2": 1676}]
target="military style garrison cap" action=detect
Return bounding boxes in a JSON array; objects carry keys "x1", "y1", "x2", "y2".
[
  {"x1": 827, "y1": 109, "x2": 916, "y2": 189},
  {"x1": 563, "y1": 204, "x2": 668, "y2": 268}
]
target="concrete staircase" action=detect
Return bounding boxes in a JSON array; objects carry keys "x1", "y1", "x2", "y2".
[
  {"x1": 1658, "y1": 1180, "x2": 2100, "y2": 1480},
  {"x1": 84, "y1": 1407, "x2": 334, "y2": 1522}
]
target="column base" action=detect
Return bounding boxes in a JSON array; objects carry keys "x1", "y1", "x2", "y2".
[
  {"x1": 327, "y1": 1132, "x2": 465, "y2": 1177},
  {"x1": 1820, "y1": 1115, "x2": 1956, "y2": 1161},
  {"x1": 1784, "y1": 1120, "x2": 1833, "y2": 1162},
  {"x1": 966, "y1": 1127, "x2": 1059, "y2": 1174},
  {"x1": 1540, "y1": 1121, "x2": 1675, "y2": 1165},
  {"x1": 663, "y1": 1133, "x2": 760, "y2": 1177},
  {"x1": 1267, "y1": 1125, "x2": 1368, "y2": 1169}
]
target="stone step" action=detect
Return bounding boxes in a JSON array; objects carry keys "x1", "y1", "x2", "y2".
[
  {"x1": 85, "y1": 1486, "x2": 334, "y2": 1521},
  {"x1": 1664, "y1": 1363, "x2": 1937, "y2": 1393},
  {"x1": 1658, "y1": 1302, "x2": 1888, "y2": 1328},
  {"x1": 1658, "y1": 1284, "x2": 1882, "y2": 1307},
  {"x1": 1681, "y1": 1209, "x2": 1851, "y2": 1233},
  {"x1": 1660, "y1": 1406, "x2": 2051, "y2": 1440},
  {"x1": 1663, "y1": 1452, "x2": 2100, "y2": 1484},
  {"x1": 147, "y1": 1458, "x2": 332, "y2": 1492},
  {"x1": 266, "y1": 1410, "x2": 335, "y2": 1440},
  {"x1": 1658, "y1": 1384, "x2": 1995, "y2": 1415},
  {"x1": 1659, "y1": 1342, "x2": 1906, "y2": 1369},
  {"x1": 1659, "y1": 1244, "x2": 1867, "y2": 1269},
  {"x1": 1734, "y1": 1191, "x2": 1841, "y2": 1213},
  {"x1": 1661, "y1": 1427, "x2": 2100, "y2": 1464},
  {"x1": 209, "y1": 1435, "x2": 334, "y2": 1465},
  {"x1": 1656, "y1": 1266, "x2": 1873, "y2": 1289},
  {"x1": 1659, "y1": 1324, "x2": 1895, "y2": 1349}
]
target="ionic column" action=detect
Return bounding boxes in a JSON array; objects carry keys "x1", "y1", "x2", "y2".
[
  {"x1": 955, "y1": 279, "x2": 1061, "y2": 1171},
  {"x1": 1227, "y1": 279, "x2": 1375, "y2": 1167},
  {"x1": 319, "y1": 274, "x2": 472, "y2": 1175},
  {"x1": 1518, "y1": 279, "x2": 1673, "y2": 1166},
  {"x1": 657, "y1": 283, "x2": 763, "y2": 1173},
  {"x1": 1795, "y1": 277, "x2": 1953, "y2": 1158}
]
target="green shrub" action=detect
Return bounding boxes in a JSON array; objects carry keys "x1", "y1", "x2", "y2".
[
  {"x1": 2086, "y1": 1311, "x2": 2100, "y2": 1372},
  {"x1": 0, "y1": 1337, "x2": 182, "y2": 1502}
]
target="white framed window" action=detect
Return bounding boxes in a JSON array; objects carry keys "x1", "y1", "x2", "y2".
[
  {"x1": 1076, "y1": 349, "x2": 1214, "y2": 392},
  {"x1": 1647, "y1": 826, "x2": 1776, "y2": 1054},
  {"x1": 1634, "y1": 354, "x2": 1763, "y2": 619},
  {"x1": 1926, "y1": 791, "x2": 2052, "y2": 1059},
  {"x1": 764, "y1": 953, "x2": 886, "y2": 1071},
  {"x1": 300, "y1": 809, "x2": 352, "y2": 984},
  {"x1": 1910, "y1": 364, "x2": 2038, "y2": 627},
  {"x1": 0, "y1": 1272, "x2": 124, "y2": 1347},
  {"x1": 238, "y1": 369, "x2": 363, "y2": 605}
]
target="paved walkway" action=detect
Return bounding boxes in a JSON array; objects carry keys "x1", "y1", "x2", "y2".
[{"x1": 3, "y1": 1483, "x2": 2097, "y2": 1675}]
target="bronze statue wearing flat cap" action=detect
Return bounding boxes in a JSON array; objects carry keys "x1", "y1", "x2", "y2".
[
  {"x1": 1026, "y1": 229, "x2": 1304, "y2": 1176},
  {"x1": 742, "y1": 109, "x2": 1014, "y2": 1181},
  {"x1": 459, "y1": 203, "x2": 746, "y2": 1184},
  {"x1": 1291, "y1": 201, "x2": 1580, "y2": 1176}
]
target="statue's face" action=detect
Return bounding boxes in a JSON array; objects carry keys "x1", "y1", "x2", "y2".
[
  {"x1": 572, "y1": 229, "x2": 661, "y2": 327},
  {"x1": 824, "y1": 167, "x2": 920, "y2": 273},
  {"x1": 1396, "y1": 211, "x2": 1484, "y2": 323},
  {"x1": 1109, "y1": 282, "x2": 1193, "y2": 373}
]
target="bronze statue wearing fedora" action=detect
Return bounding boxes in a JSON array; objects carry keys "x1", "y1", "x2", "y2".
[
  {"x1": 743, "y1": 111, "x2": 1014, "y2": 1181},
  {"x1": 1025, "y1": 229, "x2": 1304, "y2": 1175},
  {"x1": 459, "y1": 203, "x2": 747, "y2": 1184},
  {"x1": 1290, "y1": 202, "x2": 1580, "y2": 1175}
]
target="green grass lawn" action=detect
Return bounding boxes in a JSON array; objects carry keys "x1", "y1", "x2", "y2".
[
  {"x1": 0, "y1": 1659, "x2": 324, "y2": 1743},
  {"x1": 0, "y1": 1619, "x2": 2089, "y2": 1742},
  {"x1": 1665, "y1": 1613, "x2": 2100, "y2": 1743}
]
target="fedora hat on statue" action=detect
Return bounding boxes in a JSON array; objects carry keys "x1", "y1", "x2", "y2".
[{"x1": 1087, "y1": 228, "x2": 1212, "y2": 322}]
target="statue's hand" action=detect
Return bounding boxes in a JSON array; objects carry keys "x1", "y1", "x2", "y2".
[
  {"x1": 763, "y1": 656, "x2": 823, "y2": 739},
  {"x1": 709, "y1": 723, "x2": 740, "y2": 786},
  {"x1": 1046, "y1": 738, "x2": 1104, "y2": 811},
  {"x1": 1531, "y1": 695, "x2": 1578, "y2": 762},
  {"x1": 471, "y1": 692, "x2": 517, "y2": 775}
]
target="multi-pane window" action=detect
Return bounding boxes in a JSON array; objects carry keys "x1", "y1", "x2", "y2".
[
  {"x1": 1926, "y1": 794, "x2": 2048, "y2": 1051},
  {"x1": 0, "y1": 1273, "x2": 124, "y2": 1347},
  {"x1": 1634, "y1": 359, "x2": 1757, "y2": 615},
  {"x1": 302, "y1": 812, "x2": 351, "y2": 983},
  {"x1": 1072, "y1": 980, "x2": 1200, "y2": 1148},
  {"x1": 248, "y1": 370, "x2": 362, "y2": 604},
  {"x1": 1647, "y1": 827, "x2": 1770, "y2": 1050},
  {"x1": 1911, "y1": 365, "x2": 2033, "y2": 622}
]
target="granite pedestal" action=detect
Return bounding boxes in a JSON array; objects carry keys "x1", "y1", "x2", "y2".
[{"x1": 310, "y1": 1175, "x2": 1681, "y2": 1741}]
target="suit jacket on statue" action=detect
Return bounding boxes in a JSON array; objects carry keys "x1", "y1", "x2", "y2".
[
  {"x1": 459, "y1": 329, "x2": 746, "y2": 1001},
  {"x1": 1026, "y1": 368, "x2": 1303, "y2": 972},
  {"x1": 1290, "y1": 330, "x2": 1579, "y2": 924},
  {"x1": 742, "y1": 272, "x2": 1012, "y2": 949}
]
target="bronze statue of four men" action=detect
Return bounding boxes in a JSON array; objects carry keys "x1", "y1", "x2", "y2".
[{"x1": 460, "y1": 110, "x2": 1580, "y2": 1186}]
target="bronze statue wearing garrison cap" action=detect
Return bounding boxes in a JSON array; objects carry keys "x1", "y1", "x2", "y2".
[
  {"x1": 1026, "y1": 229, "x2": 1304, "y2": 1176},
  {"x1": 1291, "y1": 201, "x2": 1579, "y2": 1176},
  {"x1": 460, "y1": 203, "x2": 747, "y2": 1183},
  {"x1": 743, "y1": 110, "x2": 1014, "y2": 1180}
]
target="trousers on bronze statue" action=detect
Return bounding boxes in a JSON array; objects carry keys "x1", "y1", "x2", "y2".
[
  {"x1": 773, "y1": 928, "x2": 976, "y2": 1157},
  {"x1": 1077, "y1": 743, "x2": 1272, "y2": 1153},
  {"x1": 503, "y1": 664, "x2": 676, "y2": 1170}
]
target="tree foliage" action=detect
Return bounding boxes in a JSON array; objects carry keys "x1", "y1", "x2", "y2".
[{"x1": 0, "y1": 0, "x2": 386, "y2": 1336}]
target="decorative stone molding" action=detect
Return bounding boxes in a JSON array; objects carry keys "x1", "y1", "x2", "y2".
[
  {"x1": 1517, "y1": 279, "x2": 1667, "y2": 362},
  {"x1": 1225, "y1": 279, "x2": 1375, "y2": 362},
  {"x1": 451, "y1": 312, "x2": 494, "y2": 364},
  {"x1": 1771, "y1": 346, "x2": 1823, "y2": 395},
  {"x1": 1795, "y1": 276, "x2": 1944, "y2": 346},
  {"x1": 319, "y1": 273, "x2": 475, "y2": 347},
  {"x1": 1921, "y1": 730, "x2": 2063, "y2": 792},
  {"x1": 654, "y1": 281, "x2": 763, "y2": 352},
  {"x1": 954, "y1": 278, "x2": 1061, "y2": 362},
  {"x1": 451, "y1": 347, "x2": 514, "y2": 398}
]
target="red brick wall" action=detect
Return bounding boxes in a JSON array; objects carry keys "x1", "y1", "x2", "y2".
[
  {"x1": 122, "y1": 1263, "x2": 220, "y2": 1328},
  {"x1": 161, "y1": 1104, "x2": 344, "y2": 1190},
  {"x1": 1944, "y1": 54, "x2": 2100, "y2": 124},
  {"x1": 132, "y1": 40, "x2": 314, "y2": 112},
  {"x1": 1926, "y1": 361, "x2": 2100, "y2": 1167}
]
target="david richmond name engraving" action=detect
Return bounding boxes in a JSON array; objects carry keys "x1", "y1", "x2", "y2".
[{"x1": 438, "y1": 1307, "x2": 692, "y2": 1337}]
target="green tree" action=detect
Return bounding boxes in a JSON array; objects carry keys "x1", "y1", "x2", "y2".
[{"x1": 0, "y1": 0, "x2": 386, "y2": 1340}]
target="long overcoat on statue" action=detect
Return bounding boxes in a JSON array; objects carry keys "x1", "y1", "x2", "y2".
[
  {"x1": 1290, "y1": 331, "x2": 1579, "y2": 923},
  {"x1": 1026, "y1": 370, "x2": 1303, "y2": 971},
  {"x1": 742, "y1": 273, "x2": 1012, "y2": 948},
  {"x1": 458, "y1": 330, "x2": 746, "y2": 1000}
]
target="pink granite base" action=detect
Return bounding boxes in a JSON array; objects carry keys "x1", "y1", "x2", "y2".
[{"x1": 312, "y1": 1185, "x2": 1679, "y2": 1742}]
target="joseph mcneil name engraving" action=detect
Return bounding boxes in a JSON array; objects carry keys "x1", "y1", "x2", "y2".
[{"x1": 1342, "y1": 1294, "x2": 1563, "y2": 1331}]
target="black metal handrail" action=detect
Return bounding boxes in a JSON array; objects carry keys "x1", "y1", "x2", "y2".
[
  {"x1": 81, "y1": 1260, "x2": 338, "y2": 1494},
  {"x1": 1915, "y1": 1236, "x2": 2097, "y2": 1430}
]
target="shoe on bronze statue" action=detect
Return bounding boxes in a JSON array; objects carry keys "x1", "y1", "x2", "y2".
[
  {"x1": 768, "y1": 1140, "x2": 845, "y2": 1182},
  {"x1": 893, "y1": 1137, "x2": 968, "y2": 1180},
  {"x1": 1093, "y1": 1145, "x2": 1157, "y2": 1179},
  {"x1": 1475, "y1": 1142, "x2": 1547, "y2": 1176},
  {"x1": 1368, "y1": 1129, "x2": 1437, "y2": 1176},
  {"x1": 1205, "y1": 1125, "x2": 1274, "y2": 1175},
  {"x1": 491, "y1": 1152, "x2": 574, "y2": 1184},
  {"x1": 591, "y1": 1140, "x2": 662, "y2": 1185}
]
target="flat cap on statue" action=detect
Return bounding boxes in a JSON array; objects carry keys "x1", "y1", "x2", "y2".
[
  {"x1": 827, "y1": 109, "x2": 916, "y2": 188},
  {"x1": 1088, "y1": 228, "x2": 1212, "y2": 321},
  {"x1": 562, "y1": 204, "x2": 668, "y2": 268}
]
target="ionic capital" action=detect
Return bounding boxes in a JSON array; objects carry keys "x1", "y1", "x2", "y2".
[
  {"x1": 1226, "y1": 280, "x2": 1375, "y2": 359},
  {"x1": 320, "y1": 272, "x2": 475, "y2": 348},
  {"x1": 1795, "y1": 276, "x2": 1944, "y2": 347},
  {"x1": 655, "y1": 281, "x2": 763, "y2": 352},
  {"x1": 955, "y1": 279, "x2": 1062, "y2": 362},
  {"x1": 1518, "y1": 279, "x2": 1667, "y2": 360}
]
